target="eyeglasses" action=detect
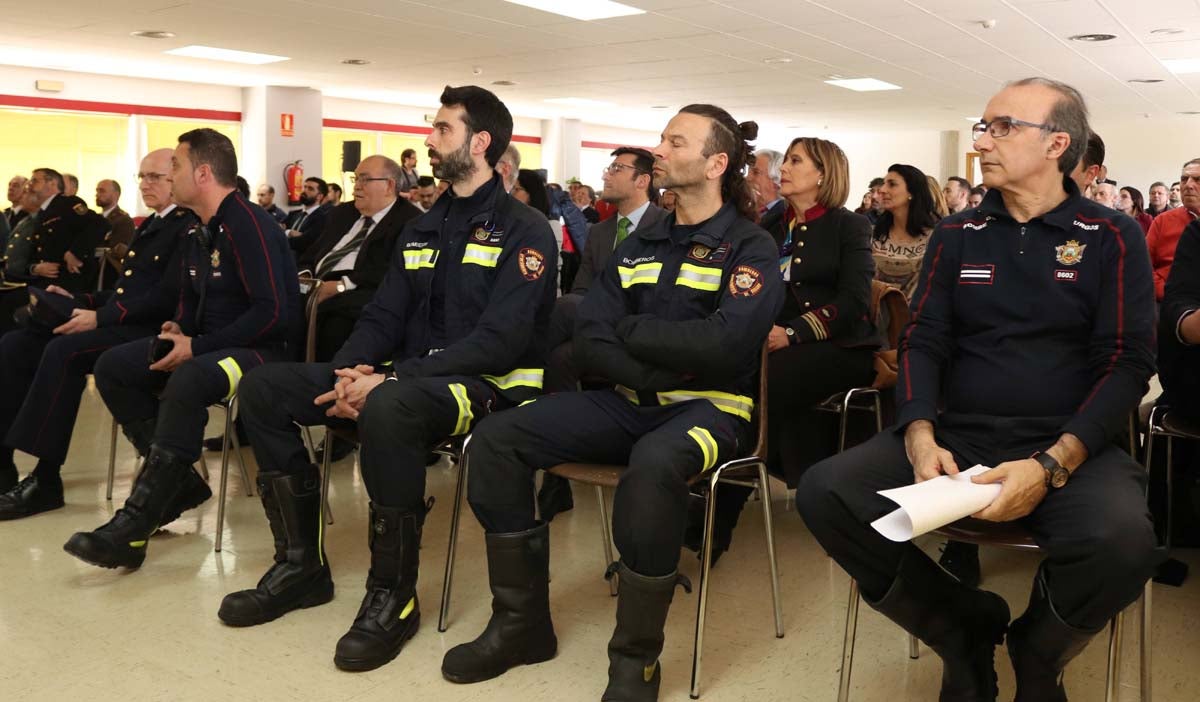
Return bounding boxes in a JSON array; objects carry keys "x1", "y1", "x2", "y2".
[
  {"x1": 349, "y1": 175, "x2": 390, "y2": 184},
  {"x1": 603, "y1": 163, "x2": 645, "y2": 176},
  {"x1": 972, "y1": 116, "x2": 1059, "y2": 140},
  {"x1": 137, "y1": 172, "x2": 170, "y2": 184}
]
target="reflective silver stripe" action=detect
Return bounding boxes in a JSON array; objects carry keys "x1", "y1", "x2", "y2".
[
  {"x1": 462, "y1": 243, "x2": 501, "y2": 268},
  {"x1": 617, "y1": 262, "x2": 662, "y2": 288},
  {"x1": 675, "y1": 263, "x2": 722, "y2": 292},
  {"x1": 481, "y1": 368, "x2": 544, "y2": 390},
  {"x1": 448, "y1": 383, "x2": 473, "y2": 436},
  {"x1": 217, "y1": 357, "x2": 243, "y2": 402},
  {"x1": 687, "y1": 426, "x2": 719, "y2": 471},
  {"x1": 614, "y1": 384, "x2": 639, "y2": 404},
  {"x1": 656, "y1": 390, "x2": 754, "y2": 421},
  {"x1": 403, "y1": 248, "x2": 437, "y2": 269}
]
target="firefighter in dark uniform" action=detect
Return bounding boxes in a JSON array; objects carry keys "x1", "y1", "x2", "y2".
[
  {"x1": 441, "y1": 105, "x2": 782, "y2": 702},
  {"x1": 797, "y1": 78, "x2": 1161, "y2": 701},
  {"x1": 217, "y1": 86, "x2": 557, "y2": 675},
  {"x1": 63, "y1": 129, "x2": 299, "y2": 570},
  {"x1": 0, "y1": 168, "x2": 110, "y2": 333},
  {"x1": 0, "y1": 149, "x2": 194, "y2": 519}
]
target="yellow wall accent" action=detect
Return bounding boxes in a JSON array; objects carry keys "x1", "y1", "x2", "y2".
[
  {"x1": 0, "y1": 109, "x2": 127, "y2": 210},
  {"x1": 145, "y1": 118, "x2": 240, "y2": 155}
]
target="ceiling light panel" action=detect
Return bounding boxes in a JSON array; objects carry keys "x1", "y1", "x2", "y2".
[
  {"x1": 824, "y1": 78, "x2": 902, "y2": 92},
  {"x1": 165, "y1": 45, "x2": 289, "y2": 65},
  {"x1": 503, "y1": 0, "x2": 645, "y2": 21}
]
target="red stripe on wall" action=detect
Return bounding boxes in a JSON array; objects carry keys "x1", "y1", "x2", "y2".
[
  {"x1": 581, "y1": 140, "x2": 653, "y2": 151},
  {"x1": 0, "y1": 94, "x2": 241, "y2": 121},
  {"x1": 323, "y1": 118, "x2": 541, "y2": 143}
]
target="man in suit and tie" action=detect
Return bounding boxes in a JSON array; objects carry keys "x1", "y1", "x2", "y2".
[
  {"x1": 298, "y1": 156, "x2": 421, "y2": 362},
  {"x1": 4, "y1": 175, "x2": 29, "y2": 230},
  {"x1": 537, "y1": 146, "x2": 668, "y2": 521},
  {"x1": 285, "y1": 176, "x2": 330, "y2": 255},
  {"x1": 96, "y1": 179, "x2": 136, "y2": 287}
]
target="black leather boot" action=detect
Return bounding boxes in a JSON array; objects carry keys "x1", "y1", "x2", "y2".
[
  {"x1": 63, "y1": 447, "x2": 191, "y2": 569},
  {"x1": 441, "y1": 522, "x2": 557, "y2": 683},
  {"x1": 1008, "y1": 566, "x2": 1101, "y2": 702},
  {"x1": 602, "y1": 562, "x2": 692, "y2": 702},
  {"x1": 868, "y1": 550, "x2": 1010, "y2": 702},
  {"x1": 121, "y1": 418, "x2": 156, "y2": 457},
  {"x1": 333, "y1": 502, "x2": 425, "y2": 671},
  {"x1": 219, "y1": 468, "x2": 333, "y2": 626}
]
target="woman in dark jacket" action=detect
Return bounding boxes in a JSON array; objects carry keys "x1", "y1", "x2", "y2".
[{"x1": 687, "y1": 136, "x2": 878, "y2": 563}]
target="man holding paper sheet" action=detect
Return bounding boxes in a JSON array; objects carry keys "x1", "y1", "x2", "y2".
[{"x1": 798, "y1": 77, "x2": 1160, "y2": 702}]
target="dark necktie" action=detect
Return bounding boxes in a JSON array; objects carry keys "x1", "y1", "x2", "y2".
[{"x1": 316, "y1": 216, "x2": 374, "y2": 279}]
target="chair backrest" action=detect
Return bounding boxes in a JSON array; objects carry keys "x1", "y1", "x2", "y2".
[
  {"x1": 749, "y1": 342, "x2": 769, "y2": 459},
  {"x1": 870, "y1": 279, "x2": 910, "y2": 350},
  {"x1": 303, "y1": 283, "x2": 320, "y2": 363}
]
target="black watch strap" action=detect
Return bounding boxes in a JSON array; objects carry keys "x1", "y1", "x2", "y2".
[{"x1": 1034, "y1": 451, "x2": 1069, "y2": 489}]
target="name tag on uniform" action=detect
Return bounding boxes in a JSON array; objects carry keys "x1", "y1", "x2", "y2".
[{"x1": 959, "y1": 264, "x2": 994, "y2": 285}]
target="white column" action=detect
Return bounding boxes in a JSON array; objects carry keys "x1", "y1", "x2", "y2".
[
  {"x1": 939, "y1": 130, "x2": 960, "y2": 180},
  {"x1": 540, "y1": 117, "x2": 582, "y2": 185},
  {"x1": 241, "y1": 86, "x2": 323, "y2": 206}
]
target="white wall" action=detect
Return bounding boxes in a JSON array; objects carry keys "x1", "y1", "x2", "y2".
[
  {"x1": 323, "y1": 97, "x2": 544, "y2": 139},
  {"x1": 0, "y1": 66, "x2": 241, "y2": 113},
  {"x1": 1094, "y1": 117, "x2": 1200, "y2": 196}
]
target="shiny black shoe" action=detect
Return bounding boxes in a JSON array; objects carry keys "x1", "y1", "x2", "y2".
[
  {"x1": 939, "y1": 540, "x2": 982, "y2": 589},
  {"x1": 0, "y1": 475, "x2": 65, "y2": 521},
  {"x1": 0, "y1": 465, "x2": 18, "y2": 494}
]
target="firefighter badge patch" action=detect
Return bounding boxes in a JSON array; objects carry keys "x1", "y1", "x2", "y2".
[
  {"x1": 728, "y1": 265, "x2": 764, "y2": 297},
  {"x1": 1055, "y1": 239, "x2": 1086, "y2": 266},
  {"x1": 518, "y1": 248, "x2": 546, "y2": 281}
]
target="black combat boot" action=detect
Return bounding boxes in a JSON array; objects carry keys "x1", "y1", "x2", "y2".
[
  {"x1": 1008, "y1": 566, "x2": 1101, "y2": 702},
  {"x1": 333, "y1": 502, "x2": 425, "y2": 671},
  {"x1": 121, "y1": 417, "x2": 156, "y2": 457},
  {"x1": 441, "y1": 522, "x2": 557, "y2": 683},
  {"x1": 218, "y1": 468, "x2": 333, "y2": 626},
  {"x1": 602, "y1": 562, "x2": 692, "y2": 702},
  {"x1": 119, "y1": 417, "x2": 210, "y2": 527},
  {"x1": 868, "y1": 550, "x2": 1010, "y2": 702},
  {"x1": 62, "y1": 446, "x2": 191, "y2": 569}
]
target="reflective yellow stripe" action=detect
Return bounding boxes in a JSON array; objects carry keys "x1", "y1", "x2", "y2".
[
  {"x1": 217, "y1": 357, "x2": 243, "y2": 402},
  {"x1": 403, "y1": 248, "x2": 437, "y2": 270},
  {"x1": 462, "y1": 243, "x2": 501, "y2": 268},
  {"x1": 399, "y1": 597, "x2": 416, "y2": 620},
  {"x1": 481, "y1": 368, "x2": 544, "y2": 390},
  {"x1": 687, "y1": 427, "x2": 719, "y2": 471},
  {"x1": 128, "y1": 540, "x2": 147, "y2": 548},
  {"x1": 448, "y1": 383, "x2": 474, "y2": 436},
  {"x1": 617, "y1": 262, "x2": 662, "y2": 288},
  {"x1": 614, "y1": 384, "x2": 639, "y2": 405},
  {"x1": 656, "y1": 389, "x2": 754, "y2": 421},
  {"x1": 674, "y1": 263, "x2": 722, "y2": 292}
]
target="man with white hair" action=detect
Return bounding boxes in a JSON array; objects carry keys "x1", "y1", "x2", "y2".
[
  {"x1": 495, "y1": 143, "x2": 521, "y2": 193},
  {"x1": 748, "y1": 148, "x2": 784, "y2": 225}
]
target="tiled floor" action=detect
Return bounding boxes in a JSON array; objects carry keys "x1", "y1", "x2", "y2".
[{"x1": 2, "y1": 382, "x2": 1198, "y2": 701}]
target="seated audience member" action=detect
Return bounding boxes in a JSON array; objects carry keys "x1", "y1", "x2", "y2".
[
  {"x1": 853, "y1": 189, "x2": 873, "y2": 215},
  {"x1": 4, "y1": 175, "x2": 29, "y2": 230},
  {"x1": 62, "y1": 128, "x2": 299, "y2": 570},
  {"x1": 96, "y1": 179, "x2": 135, "y2": 286},
  {"x1": 1092, "y1": 179, "x2": 1118, "y2": 209},
  {"x1": 927, "y1": 174, "x2": 949, "y2": 218},
  {"x1": 1118, "y1": 185, "x2": 1153, "y2": 234},
  {"x1": 548, "y1": 182, "x2": 590, "y2": 292},
  {"x1": 257, "y1": 183, "x2": 289, "y2": 224},
  {"x1": 284, "y1": 177, "x2": 331, "y2": 254},
  {"x1": 871, "y1": 163, "x2": 939, "y2": 300},
  {"x1": 798, "y1": 77, "x2": 1159, "y2": 702},
  {"x1": 441, "y1": 104, "x2": 781, "y2": 702},
  {"x1": 217, "y1": 86, "x2": 556, "y2": 677},
  {"x1": 696, "y1": 136, "x2": 877, "y2": 564},
  {"x1": 1159, "y1": 219, "x2": 1200, "y2": 418},
  {"x1": 1171, "y1": 181, "x2": 1183, "y2": 209},
  {"x1": 943, "y1": 176, "x2": 971, "y2": 214},
  {"x1": 235, "y1": 176, "x2": 251, "y2": 199},
  {"x1": 495, "y1": 143, "x2": 520, "y2": 193},
  {"x1": 62, "y1": 173, "x2": 79, "y2": 197},
  {"x1": 2, "y1": 189, "x2": 43, "y2": 281},
  {"x1": 1147, "y1": 158, "x2": 1200, "y2": 301},
  {"x1": 297, "y1": 155, "x2": 420, "y2": 362},
  {"x1": 0, "y1": 150, "x2": 193, "y2": 515},
  {"x1": 539, "y1": 146, "x2": 667, "y2": 521},
  {"x1": 513, "y1": 168, "x2": 550, "y2": 213},
  {"x1": 865, "y1": 176, "x2": 886, "y2": 224},
  {"x1": 967, "y1": 186, "x2": 985, "y2": 209},
  {"x1": 1069, "y1": 131, "x2": 1106, "y2": 198},
  {"x1": 748, "y1": 148, "x2": 785, "y2": 223},
  {"x1": 411, "y1": 175, "x2": 439, "y2": 212},
  {"x1": 1147, "y1": 181, "x2": 1171, "y2": 218},
  {"x1": 397, "y1": 148, "x2": 419, "y2": 195},
  {"x1": 326, "y1": 183, "x2": 343, "y2": 206}
]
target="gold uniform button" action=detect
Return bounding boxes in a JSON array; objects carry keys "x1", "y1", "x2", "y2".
[
  {"x1": 127, "y1": 251, "x2": 136, "y2": 258},
  {"x1": 153, "y1": 255, "x2": 159, "y2": 261},
  {"x1": 799, "y1": 225, "x2": 807, "y2": 232},
  {"x1": 798, "y1": 241, "x2": 805, "y2": 247},
  {"x1": 116, "y1": 288, "x2": 124, "y2": 294},
  {"x1": 124, "y1": 270, "x2": 132, "y2": 277},
  {"x1": 804, "y1": 301, "x2": 811, "y2": 308},
  {"x1": 794, "y1": 257, "x2": 802, "y2": 264}
]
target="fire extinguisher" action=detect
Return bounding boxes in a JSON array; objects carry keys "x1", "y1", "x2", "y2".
[{"x1": 284, "y1": 160, "x2": 304, "y2": 206}]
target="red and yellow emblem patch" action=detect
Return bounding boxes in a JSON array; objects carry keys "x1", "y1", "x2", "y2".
[
  {"x1": 518, "y1": 247, "x2": 546, "y2": 281},
  {"x1": 728, "y1": 265, "x2": 764, "y2": 297}
]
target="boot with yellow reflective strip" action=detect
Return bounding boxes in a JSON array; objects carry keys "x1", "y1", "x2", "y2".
[{"x1": 602, "y1": 561, "x2": 692, "y2": 702}]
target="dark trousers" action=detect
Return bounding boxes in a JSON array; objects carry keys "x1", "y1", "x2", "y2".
[
  {"x1": 559, "y1": 251, "x2": 581, "y2": 295},
  {"x1": 796, "y1": 413, "x2": 1163, "y2": 630},
  {"x1": 468, "y1": 390, "x2": 750, "y2": 576},
  {"x1": 239, "y1": 362, "x2": 503, "y2": 511},
  {"x1": 0, "y1": 325, "x2": 154, "y2": 465},
  {"x1": 93, "y1": 338, "x2": 276, "y2": 463},
  {"x1": 544, "y1": 293, "x2": 582, "y2": 393}
]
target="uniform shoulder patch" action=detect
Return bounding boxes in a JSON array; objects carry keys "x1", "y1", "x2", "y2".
[
  {"x1": 518, "y1": 247, "x2": 546, "y2": 281},
  {"x1": 728, "y1": 265, "x2": 764, "y2": 297},
  {"x1": 73, "y1": 203, "x2": 89, "y2": 216}
]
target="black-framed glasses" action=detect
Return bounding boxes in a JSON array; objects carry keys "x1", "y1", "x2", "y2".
[
  {"x1": 349, "y1": 175, "x2": 390, "y2": 184},
  {"x1": 603, "y1": 162, "x2": 645, "y2": 176},
  {"x1": 137, "y1": 172, "x2": 170, "y2": 183},
  {"x1": 972, "y1": 116, "x2": 1059, "y2": 140}
]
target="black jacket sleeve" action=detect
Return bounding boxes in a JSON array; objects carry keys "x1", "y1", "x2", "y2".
[
  {"x1": 95, "y1": 230, "x2": 186, "y2": 328},
  {"x1": 785, "y1": 213, "x2": 875, "y2": 343},
  {"x1": 617, "y1": 232, "x2": 784, "y2": 379},
  {"x1": 895, "y1": 225, "x2": 959, "y2": 430},
  {"x1": 1061, "y1": 217, "x2": 1156, "y2": 455},
  {"x1": 330, "y1": 238, "x2": 412, "y2": 369}
]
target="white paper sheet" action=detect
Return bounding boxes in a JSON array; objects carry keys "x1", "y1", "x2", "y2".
[{"x1": 870, "y1": 465, "x2": 1002, "y2": 542}]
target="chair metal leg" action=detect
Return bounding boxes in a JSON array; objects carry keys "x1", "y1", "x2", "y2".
[
  {"x1": 595, "y1": 486, "x2": 617, "y2": 596},
  {"x1": 838, "y1": 391, "x2": 855, "y2": 453},
  {"x1": 106, "y1": 416, "x2": 118, "y2": 500},
  {"x1": 837, "y1": 580, "x2": 860, "y2": 702},
  {"x1": 320, "y1": 431, "x2": 334, "y2": 526},
  {"x1": 226, "y1": 399, "x2": 252, "y2": 497},
  {"x1": 908, "y1": 633, "x2": 919, "y2": 659},
  {"x1": 438, "y1": 437, "x2": 471, "y2": 632},
  {"x1": 873, "y1": 392, "x2": 883, "y2": 433},
  {"x1": 214, "y1": 408, "x2": 234, "y2": 553},
  {"x1": 1165, "y1": 434, "x2": 1175, "y2": 550},
  {"x1": 1105, "y1": 610, "x2": 1124, "y2": 702},
  {"x1": 1140, "y1": 584, "x2": 1152, "y2": 702},
  {"x1": 757, "y1": 463, "x2": 784, "y2": 639},
  {"x1": 689, "y1": 470, "x2": 723, "y2": 699},
  {"x1": 302, "y1": 426, "x2": 317, "y2": 462}
]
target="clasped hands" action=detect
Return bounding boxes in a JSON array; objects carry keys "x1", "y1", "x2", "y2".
[{"x1": 314, "y1": 365, "x2": 387, "y2": 420}]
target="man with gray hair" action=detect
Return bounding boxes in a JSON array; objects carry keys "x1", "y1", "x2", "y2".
[
  {"x1": 798, "y1": 77, "x2": 1159, "y2": 701},
  {"x1": 748, "y1": 148, "x2": 784, "y2": 224},
  {"x1": 495, "y1": 142, "x2": 521, "y2": 192},
  {"x1": 4, "y1": 175, "x2": 29, "y2": 229}
]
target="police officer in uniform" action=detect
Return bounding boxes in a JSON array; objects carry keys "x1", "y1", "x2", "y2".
[
  {"x1": 797, "y1": 78, "x2": 1160, "y2": 701},
  {"x1": 441, "y1": 105, "x2": 782, "y2": 702},
  {"x1": 0, "y1": 150, "x2": 194, "y2": 518},
  {"x1": 63, "y1": 129, "x2": 299, "y2": 570},
  {"x1": 217, "y1": 86, "x2": 556, "y2": 675}
]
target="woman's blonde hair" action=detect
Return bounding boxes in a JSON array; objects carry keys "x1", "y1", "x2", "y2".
[
  {"x1": 926, "y1": 175, "x2": 949, "y2": 218},
  {"x1": 786, "y1": 137, "x2": 850, "y2": 209}
]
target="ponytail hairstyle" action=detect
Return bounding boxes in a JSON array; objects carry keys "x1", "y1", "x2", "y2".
[{"x1": 678, "y1": 104, "x2": 758, "y2": 220}]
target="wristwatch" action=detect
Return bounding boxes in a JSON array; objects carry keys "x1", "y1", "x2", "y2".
[
  {"x1": 336, "y1": 282, "x2": 346, "y2": 293},
  {"x1": 1033, "y1": 451, "x2": 1070, "y2": 489},
  {"x1": 784, "y1": 326, "x2": 796, "y2": 343}
]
